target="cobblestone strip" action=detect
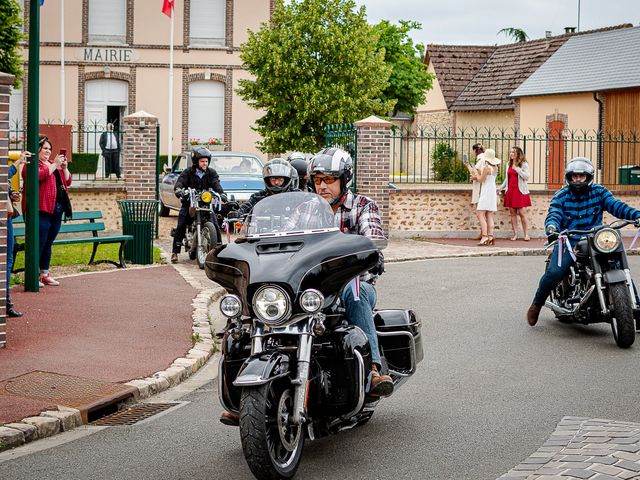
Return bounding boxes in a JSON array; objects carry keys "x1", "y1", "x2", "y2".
[
  {"x1": 0, "y1": 256, "x2": 226, "y2": 450},
  {"x1": 498, "y1": 416, "x2": 640, "y2": 480}
]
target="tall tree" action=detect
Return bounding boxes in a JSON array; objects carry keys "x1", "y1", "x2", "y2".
[
  {"x1": 373, "y1": 20, "x2": 433, "y2": 117},
  {"x1": 237, "y1": 0, "x2": 394, "y2": 154},
  {"x1": 0, "y1": 0, "x2": 25, "y2": 87},
  {"x1": 498, "y1": 27, "x2": 529, "y2": 43}
]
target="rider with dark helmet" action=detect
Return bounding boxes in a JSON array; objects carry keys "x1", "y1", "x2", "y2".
[
  {"x1": 287, "y1": 152, "x2": 310, "y2": 191},
  {"x1": 229, "y1": 158, "x2": 296, "y2": 218},
  {"x1": 171, "y1": 146, "x2": 224, "y2": 264},
  {"x1": 526, "y1": 156, "x2": 640, "y2": 326},
  {"x1": 308, "y1": 147, "x2": 393, "y2": 398}
]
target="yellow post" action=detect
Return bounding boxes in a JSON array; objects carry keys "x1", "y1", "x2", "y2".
[{"x1": 8, "y1": 151, "x2": 21, "y2": 193}]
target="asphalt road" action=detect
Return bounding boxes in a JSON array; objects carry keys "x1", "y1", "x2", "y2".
[{"x1": 2, "y1": 256, "x2": 640, "y2": 480}]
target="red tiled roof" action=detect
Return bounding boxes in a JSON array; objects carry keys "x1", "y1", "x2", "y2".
[
  {"x1": 425, "y1": 45, "x2": 496, "y2": 109},
  {"x1": 427, "y1": 24, "x2": 634, "y2": 112}
]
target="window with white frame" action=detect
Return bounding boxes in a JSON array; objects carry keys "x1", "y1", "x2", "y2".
[
  {"x1": 9, "y1": 87, "x2": 24, "y2": 146},
  {"x1": 188, "y1": 81, "x2": 224, "y2": 144},
  {"x1": 88, "y1": 0, "x2": 126, "y2": 44},
  {"x1": 190, "y1": 0, "x2": 225, "y2": 47}
]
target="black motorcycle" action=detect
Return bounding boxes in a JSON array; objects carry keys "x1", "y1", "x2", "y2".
[
  {"x1": 545, "y1": 219, "x2": 640, "y2": 348},
  {"x1": 204, "y1": 192, "x2": 423, "y2": 480},
  {"x1": 180, "y1": 188, "x2": 223, "y2": 269}
]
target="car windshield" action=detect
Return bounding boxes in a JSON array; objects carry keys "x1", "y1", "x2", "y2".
[
  {"x1": 241, "y1": 192, "x2": 337, "y2": 237},
  {"x1": 212, "y1": 155, "x2": 262, "y2": 174}
]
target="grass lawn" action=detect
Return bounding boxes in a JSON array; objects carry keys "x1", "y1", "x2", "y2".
[{"x1": 11, "y1": 243, "x2": 163, "y2": 285}]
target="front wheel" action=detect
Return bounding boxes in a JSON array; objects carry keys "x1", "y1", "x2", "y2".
[
  {"x1": 610, "y1": 283, "x2": 635, "y2": 348},
  {"x1": 239, "y1": 381, "x2": 304, "y2": 480},
  {"x1": 196, "y1": 222, "x2": 217, "y2": 269}
]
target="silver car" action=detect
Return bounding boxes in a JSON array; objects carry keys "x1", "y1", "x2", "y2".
[{"x1": 159, "y1": 151, "x2": 264, "y2": 216}]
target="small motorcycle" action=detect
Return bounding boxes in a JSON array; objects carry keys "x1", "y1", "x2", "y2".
[
  {"x1": 545, "y1": 219, "x2": 640, "y2": 348},
  {"x1": 205, "y1": 192, "x2": 423, "y2": 480},
  {"x1": 182, "y1": 188, "x2": 223, "y2": 269}
]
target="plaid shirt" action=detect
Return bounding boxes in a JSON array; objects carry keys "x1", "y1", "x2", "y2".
[
  {"x1": 334, "y1": 192, "x2": 384, "y2": 238},
  {"x1": 546, "y1": 184, "x2": 640, "y2": 239}
]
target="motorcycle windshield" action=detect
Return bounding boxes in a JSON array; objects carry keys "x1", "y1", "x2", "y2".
[
  {"x1": 241, "y1": 191, "x2": 338, "y2": 236},
  {"x1": 205, "y1": 192, "x2": 381, "y2": 312}
]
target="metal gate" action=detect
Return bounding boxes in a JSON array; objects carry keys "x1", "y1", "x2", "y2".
[{"x1": 324, "y1": 123, "x2": 357, "y2": 191}]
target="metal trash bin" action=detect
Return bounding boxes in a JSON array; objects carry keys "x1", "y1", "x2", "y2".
[
  {"x1": 619, "y1": 166, "x2": 640, "y2": 185},
  {"x1": 117, "y1": 200, "x2": 159, "y2": 265}
]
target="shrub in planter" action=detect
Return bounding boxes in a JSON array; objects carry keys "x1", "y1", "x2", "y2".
[
  {"x1": 432, "y1": 142, "x2": 469, "y2": 182},
  {"x1": 69, "y1": 153, "x2": 99, "y2": 174}
]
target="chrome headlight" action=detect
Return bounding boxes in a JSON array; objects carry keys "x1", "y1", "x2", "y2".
[
  {"x1": 252, "y1": 285, "x2": 290, "y2": 325},
  {"x1": 593, "y1": 228, "x2": 620, "y2": 253},
  {"x1": 220, "y1": 294, "x2": 242, "y2": 318},
  {"x1": 300, "y1": 289, "x2": 324, "y2": 314}
]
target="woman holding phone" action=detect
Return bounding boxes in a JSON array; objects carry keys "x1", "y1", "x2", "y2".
[{"x1": 21, "y1": 135, "x2": 72, "y2": 287}]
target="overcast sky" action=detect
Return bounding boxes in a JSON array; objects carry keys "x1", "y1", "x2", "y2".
[{"x1": 354, "y1": 0, "x2": 639, "y2": 46}]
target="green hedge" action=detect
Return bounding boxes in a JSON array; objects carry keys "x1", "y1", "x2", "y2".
[
  {"x1": 432, "y1": 143, "x2": 469, "y2": 182},
  {"x1": 69, "y1": 153, "x2": 99, "y2": 174}
]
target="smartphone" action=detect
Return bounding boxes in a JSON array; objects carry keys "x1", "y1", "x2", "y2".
[
  {"x1": 462, "y1": 153, "x2": 469, "y2": 165},
  {"x1": 59, "y1": 148, "x2": 67, "y2": 157}
]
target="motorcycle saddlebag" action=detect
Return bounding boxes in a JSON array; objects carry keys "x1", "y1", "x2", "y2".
[{"x1": 374, "y1": 309, "x2": 423, "y2": 374}]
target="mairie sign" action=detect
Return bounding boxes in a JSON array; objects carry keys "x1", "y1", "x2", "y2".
[{"x1": 75, "y1": 47, "x2": 139, "y2": 63}]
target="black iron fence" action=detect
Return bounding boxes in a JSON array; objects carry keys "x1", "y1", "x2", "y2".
[
  {"x1": 8, "y1": 120, "x2": 124, "y2": 182},
  {"x1": 390, "y1": 126, "x2": 640, "y2": 190},
  {"x1": 325, "y1": 123, "x2": 357, "y2": 191}
]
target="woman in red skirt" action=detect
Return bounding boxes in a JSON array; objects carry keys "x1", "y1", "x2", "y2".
[{"x1": 499, "y1": 146, "x2": 531, "y2": 240}]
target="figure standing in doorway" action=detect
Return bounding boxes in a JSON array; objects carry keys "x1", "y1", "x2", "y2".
[{"x1": 99, "y1": 123, "x2": 121, "y2": 179}]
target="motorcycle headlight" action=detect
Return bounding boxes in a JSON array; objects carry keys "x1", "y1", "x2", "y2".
[
  {"x1": 220, "y1": 294, "x2": 242, "y2": 318},
  {"x1": 593, "y1": 228, "x2": 620, "y2": 253},
  {"x1": 300, "y1": 289, "x2": 324, "y2": 313},
  {"x1": 201, "y1": 191, "x2": 212, "y2": 203},
  {"x1": 252, "y1": 285, "x2": 290, "y2": 326}
]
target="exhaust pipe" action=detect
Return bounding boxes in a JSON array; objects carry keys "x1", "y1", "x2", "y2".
[{"x1": 545, "y1": 285, "x2": 595, "y2": 316}]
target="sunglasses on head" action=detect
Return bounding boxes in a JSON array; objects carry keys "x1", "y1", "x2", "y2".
[
  {"x1": 38, "y1": 136, "x2": 49, "y2": 146},
  {"x1": 312, "y1": 175, "x2": 338, "y2": 185}
]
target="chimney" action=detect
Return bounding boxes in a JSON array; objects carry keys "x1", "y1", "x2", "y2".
[
  {"x1": 545, "y1": 30, "x2": 552, "y2": 38},
  {"x1": 564, "y1": 26, "x2": 576, "y2": 34}
]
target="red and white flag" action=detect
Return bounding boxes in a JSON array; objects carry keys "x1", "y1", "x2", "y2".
[{"x1": 162, "y1": 0, "x2": 174, "y2": 17}]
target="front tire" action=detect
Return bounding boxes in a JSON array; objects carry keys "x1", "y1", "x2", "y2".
[
  {"x1": 239, "y1": 381, "x2": 304, "y2": 480},
  {"x1": 196, "y1": 222, "x2": 217, "y2": 269},
  {"x1": 610, "y1": 283, "x2": 635, "y2": 348}
]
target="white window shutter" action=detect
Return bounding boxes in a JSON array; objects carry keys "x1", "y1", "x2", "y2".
[
  {"x1": 190, "y1": 0, "x2": 225, "y2": 45},
  {"x1": 189, "y1": 81, "x2": 225, "y2": 142},
  {"x1": 88, "y1": 0, "x2": 126, "y2": 43}
]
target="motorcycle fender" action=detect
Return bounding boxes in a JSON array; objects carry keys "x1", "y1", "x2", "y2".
[
  {"x1": 603, "y1": 270, "x2": 627, "y2": 284},
  {"x1": 232, "y1": 351, "x2": 290, "y2": 387}
]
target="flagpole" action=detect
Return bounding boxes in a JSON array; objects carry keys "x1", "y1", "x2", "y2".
[
  {"x1": 60, "y1": 0, "x2": 65, "y2": 122},
  {"x1": 167, "y1": 5, "x2": 174, "y2": 170}
]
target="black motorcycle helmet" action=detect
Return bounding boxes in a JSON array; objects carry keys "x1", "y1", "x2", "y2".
[
  {"x1": 191, "y1": 146, "x2": 212, "y2": 168},
  {"x1": 262, "y1": 158, "x2": 294, "y2": 194},
  {"x1": 565, "y1": 157, "x2": 594, "y2": 195},
  {"x1": 288, "y1": 153, "x2": 309, "y2": 187},
  {"x1": 308, "y1": 147, "x2": 353, "y2": 204}
]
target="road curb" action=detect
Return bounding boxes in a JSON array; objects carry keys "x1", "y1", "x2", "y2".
[{"x1": 0, "y1": 257, "x2": 226, "y2": 452}]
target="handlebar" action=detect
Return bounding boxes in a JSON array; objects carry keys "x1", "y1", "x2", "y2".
[{"x1": 546, "y1": 219, "x2": 639, "y2": 248}]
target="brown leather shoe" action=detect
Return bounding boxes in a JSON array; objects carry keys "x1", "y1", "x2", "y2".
[
  {"x1": 171, "y1": 253, "x2": 178, "y2": 264},
  {"x1": 369, "y1": 365, "x2": 394, "y2": 397},
  {"x1": 220, "y1": 411, "x2": 239, "y2": 426},
  {"x1": 527, "y1": 303, "x2": 542, "y2": 326}
]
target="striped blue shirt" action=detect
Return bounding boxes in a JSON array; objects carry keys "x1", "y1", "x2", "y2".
[{"x1": 545, "y1": 184, "x2": 640, "y2": 237}]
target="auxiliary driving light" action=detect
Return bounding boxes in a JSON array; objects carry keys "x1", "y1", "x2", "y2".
[
  {"x1": 220, "y1": 294, "x2": 242, "y2": 318},
  {"x1": 300, "y1": 289, "x2": 324, "y2": 314}
]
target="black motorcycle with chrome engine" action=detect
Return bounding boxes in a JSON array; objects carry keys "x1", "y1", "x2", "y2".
[
  {"x1": 545, "y1": 219, "x2": 640, "y2": 348},
  {"x1": 204, "y1": 192, "x2": 423, "y2": 480}
]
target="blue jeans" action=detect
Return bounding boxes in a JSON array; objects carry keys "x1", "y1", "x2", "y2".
[
  {"x1": 533, "y1": 243, "x2": 575, "y2": 306},
  {"x1": 39, "y1": 210, "x2": 63, "y2": 271},
  {"x1": 7, "y1": 219, "x2": 14, "y2": 302},
  {"x1": 341, "y1": 281, "x2": 382, "y2": 365}
]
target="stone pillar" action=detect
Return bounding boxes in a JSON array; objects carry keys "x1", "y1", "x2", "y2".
[
  {"x1": 122, "y1": 111, "x2": 158, "y2": 200},
  {"x1": 0, "y1": 73, "x2": 15, "y2": 348},
  {"x1": 354, "y1": 116, "x2": 392, "y2": 236}
]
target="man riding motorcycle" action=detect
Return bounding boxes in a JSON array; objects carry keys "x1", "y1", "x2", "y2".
[
  {"x1": 228, "y1": 158, "x2": 297, "y2": 219},
  {"x1": 527, "y1": 157, "x2": 640, "y2": 326},
  {"x1": 309, "y1": 147, "x2": 393, "y2": 397},
  {"x1": 171, "y1": 147, "x2": 224, "y2": 264}
]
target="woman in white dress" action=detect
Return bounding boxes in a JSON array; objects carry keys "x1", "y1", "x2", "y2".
[{"x1": 476, "y1": 149, "x2": 501, "y2": 246}]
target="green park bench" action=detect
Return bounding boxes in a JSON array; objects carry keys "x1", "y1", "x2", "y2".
[{"x1": 12, "y1": 210, "x2": 134, "y2": 272}]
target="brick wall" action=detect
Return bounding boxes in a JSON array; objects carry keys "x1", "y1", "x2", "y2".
[
  {"x1": 355, "y1": 116, "x2": 392, "y2": 235},
  {"x1": 68, "y1": 189, "x2": 127, "y2": 231},
  {"x1": 0, "y1": 73, "x2": 14, "y2": 348},
  {"x1": 123, "y1": 112, "x2": 158, "y2": 200},
  {"x1": 389, "y1": 188, "x2": 640, "y2": 237}
]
